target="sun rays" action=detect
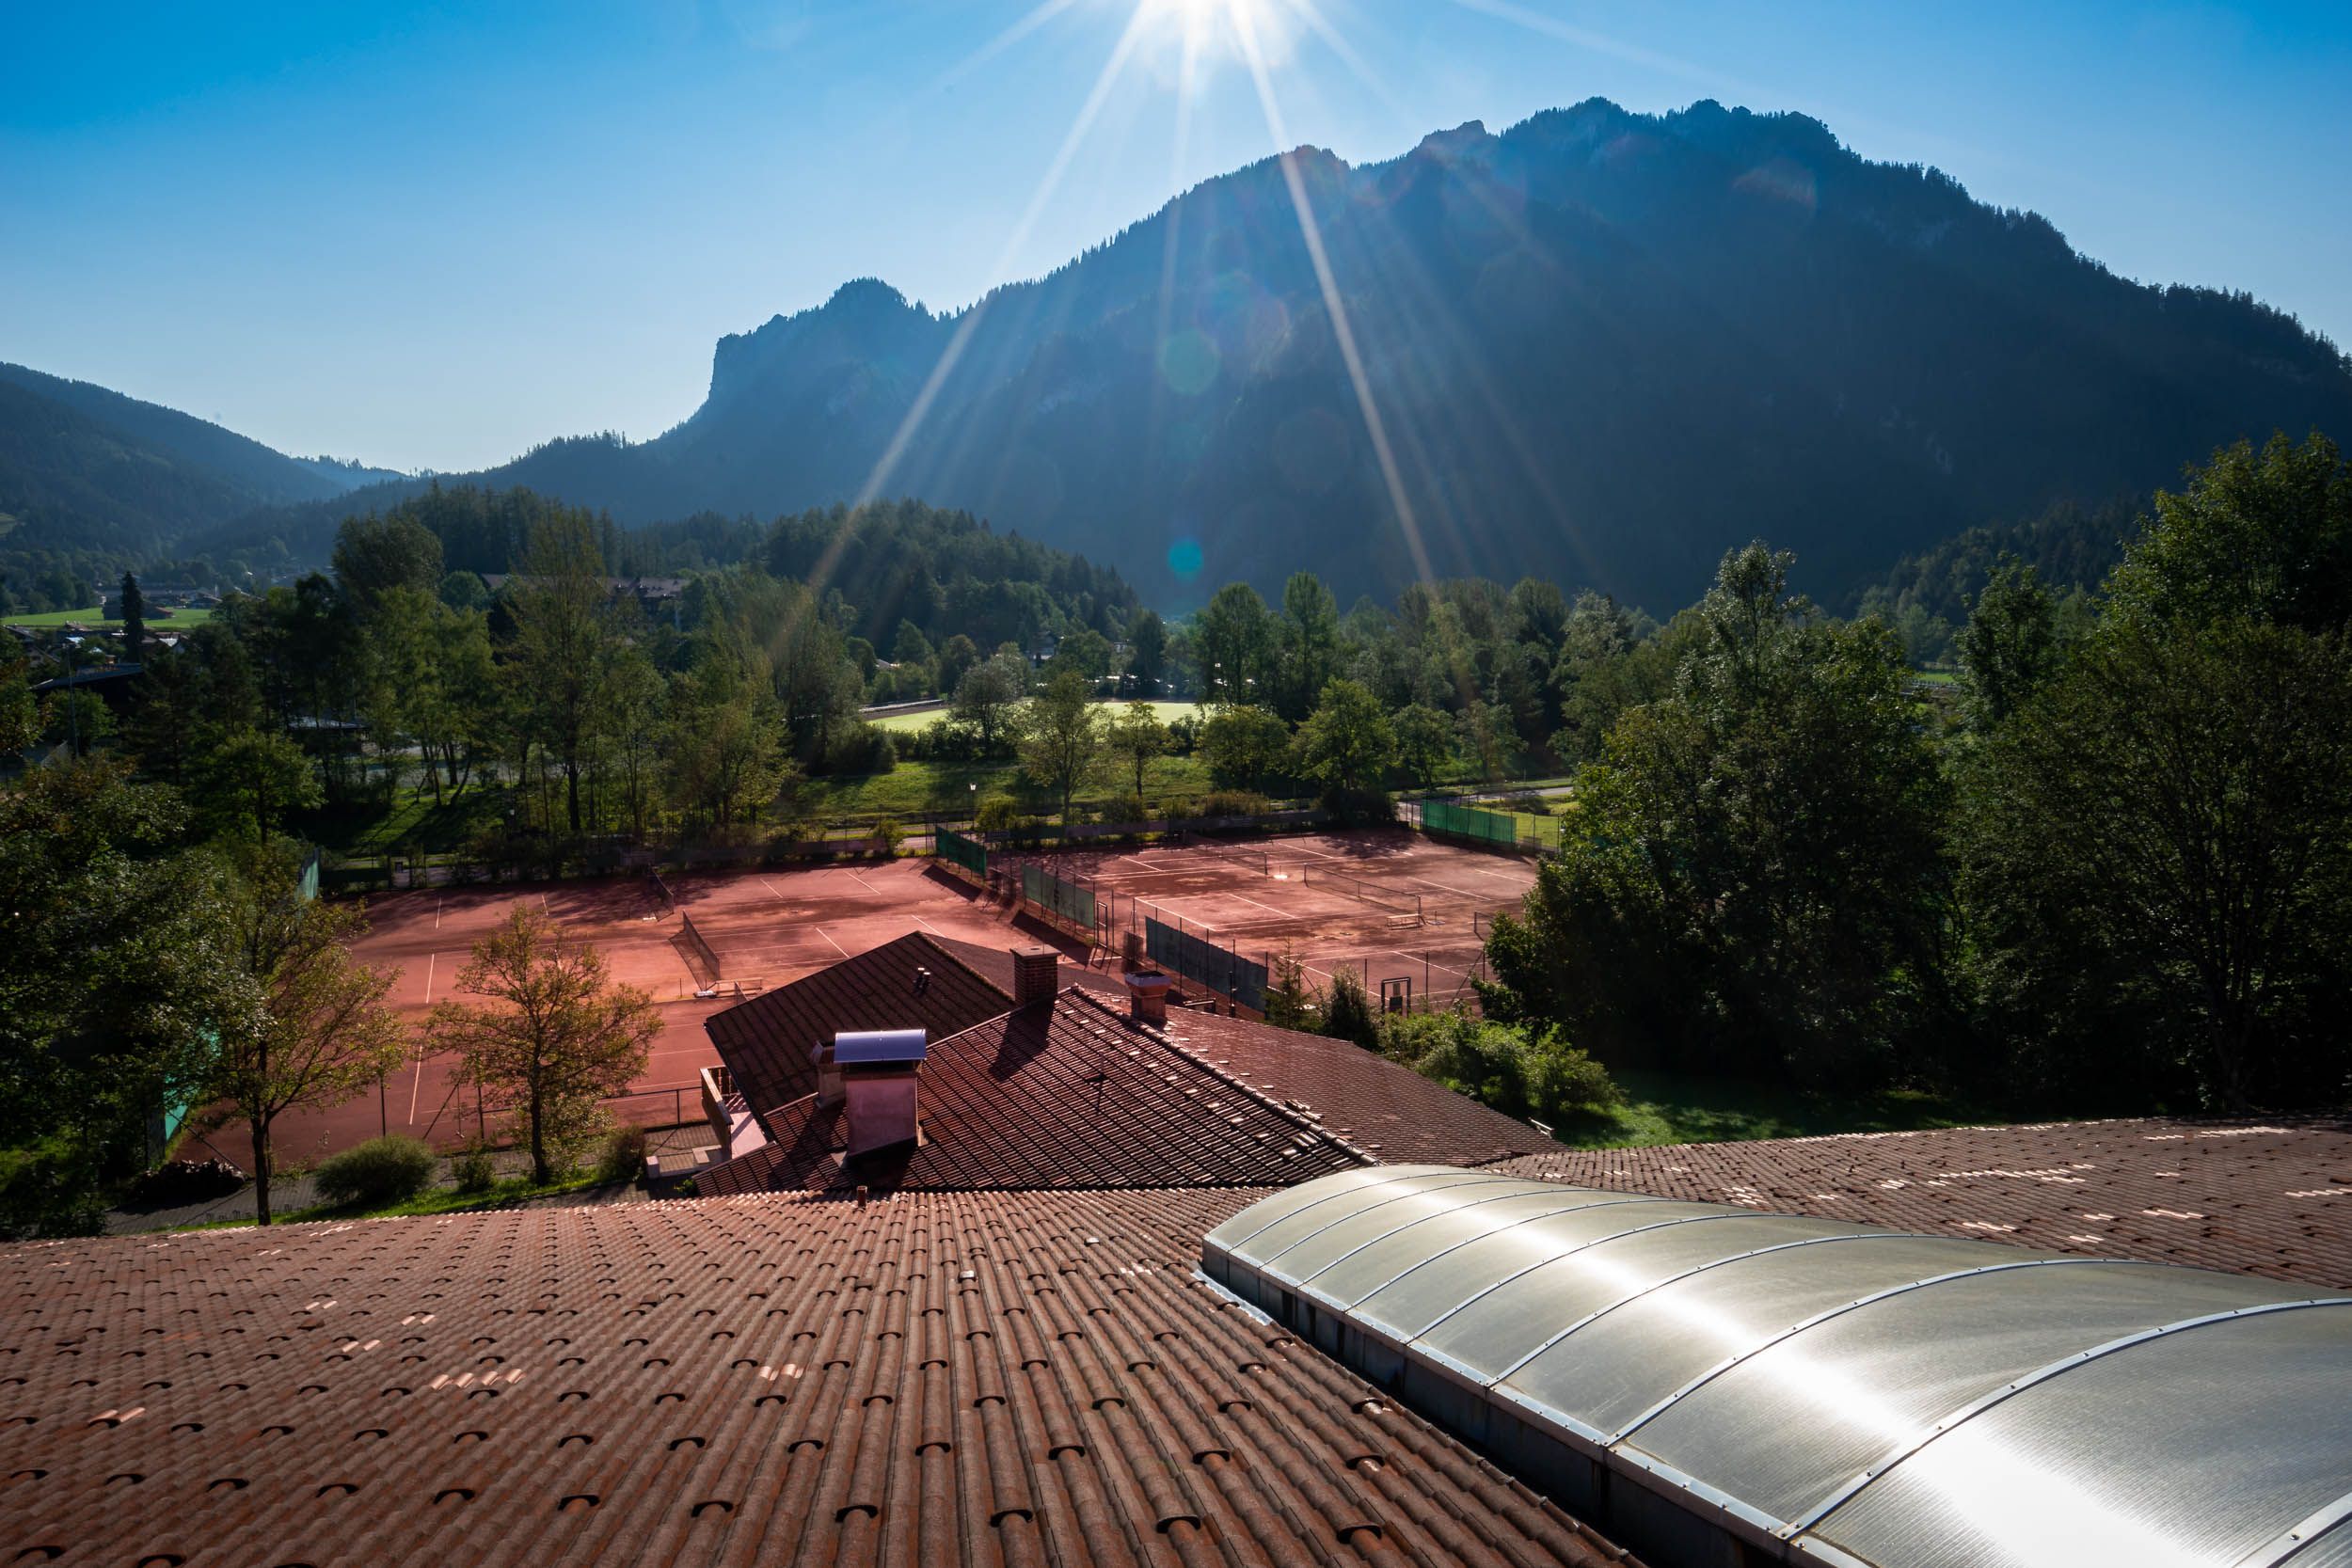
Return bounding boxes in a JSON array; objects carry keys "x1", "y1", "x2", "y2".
[{"x1": 832, "y1": 0, "x2": 1675, "y2": 616}]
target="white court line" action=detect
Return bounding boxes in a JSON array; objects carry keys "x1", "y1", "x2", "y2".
[
  {"x1": 1278, "y1": 843, "x2": 1346, "y2": 861},
  {"x1": 436, "y1": 895, "x2": 442, "y2": 930},
  {"x1": 760, "y1": 877, "x2": 789, "y2": 901},
  {"x1": 1404, "y1": 874, "x2": 1485, "y2": 898},
  {"x1": 848, "y1": 868, "x2": 885, "y2": 895},
  {"x1": 1387, "y1": 949, "x2": 1474, "y2": 981},
  {"x1": 913, "y1": 913, "x2": 946, "y2": 936},
  {"x1": 541, "y1": 893, "x2": 553, "y2": 914},
  {"x1": 423, "y1": 952, "x2": 437, "y2": 1006},
  {"x1": 815, "y1": 926, "x2": 852, "y2": 959},
  {"x1": 406, "y1": 1056, "x2": 425, "y2": 1122},
  {"x1": 1227, "y1": 892, "x2": 1292, "y2": 919},
  {"x1": 1469, "y1": 867, "x2": 1530, "y2": 885}
]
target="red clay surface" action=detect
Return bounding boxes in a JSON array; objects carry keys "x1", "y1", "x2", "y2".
[
  {"x1": 1025, "y1": 827, "x2": 1536, "y2": 1007},
  {"x1": 195, "y1": 829, "x2": 1538, "y2": 1166}
]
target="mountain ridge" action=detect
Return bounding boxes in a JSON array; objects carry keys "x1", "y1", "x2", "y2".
[{"x1": 47, "y1": 96, "x2": 2352, "y2": 611}]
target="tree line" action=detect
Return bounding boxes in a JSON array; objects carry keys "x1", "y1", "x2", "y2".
[
  {"x1": 4, "y1": 433, "x2": 2344, "y2": 1233},
  {"x1": 1479, "y1": 432, "x2": 2351, "y2": 1117}
]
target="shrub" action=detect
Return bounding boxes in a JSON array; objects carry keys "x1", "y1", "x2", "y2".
[
  {"x1": 1523, "y1": 1035, "x2": 1625, "y2": 1123},
  {"x1": 974, "y1": 794, "x2": 1023, "y2": 832},
  {"x1": 1099, "y1": 792, "x2": 1148, "y2": 825},
  {"x1": 1263, "y1": 949, "x2": 1318, "y2": 1032},
  {"x1": 596, "y1": 1125, "x2": 648, "y2": 1185},
  {"x1": 901, "y1": 717, "x2": 984, "y2": 763},
  {"x1": 1380, "y1": 1010, "x2": 1623, "y2": 1127},
  {"x1": 312, "y1": 1136, "x2": 437, "y2": 1209},
  {"x1": 1323, "y1": 969, "x2": 1378, "y2": 1048},
  {"x1": 452, "y1": 1144, "x2": 497, "y2": 1194},
  {"x1": 1197, "y1": 788, "x2": 1273, "y2": 819},
  {"x1": 126, "y1": 1158, "x2": 246, "y2": 1208},
  {"x1": 824, "y1": 723, "x2": 898, "y2": 776},
  {"x1": 1322, "y1": 786, "x2": 1395, "y2": 826},
  {"x1": 872, "y1": 817, "x2": 906, "y2": 855},
  {"x1": 1167, "y1": 715, "x2": 1200, "y2": 754}
]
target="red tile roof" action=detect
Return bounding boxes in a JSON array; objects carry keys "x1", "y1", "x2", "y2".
[
  {"x1": 703, "y1": 934, "x2": 1556, "y2": 1193},
  {"x1": 1489, "y1": 1115, "x2": 2352, "y2": 1290},
  {"x1": 698, "y1": 989, "x2": 1370, "y2": 1196},
  {"x1": 0, "y1": 1189, "x2": 1629, "y2": 1568},
  {"x1": 1152, "y1": 1008, "x2": 1559, "y2": 1168},
  {"x1": 922, "y1": 933, "x2": 1135, "y2": 1003},
  {"x1": 704, "y1": 932, "x2": 1013, "y2": 1131}
]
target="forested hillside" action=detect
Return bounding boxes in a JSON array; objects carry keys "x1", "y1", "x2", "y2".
[
  {"x1": 0, "y1": 362, "x2": 395, "y2": 612},
  {"x1": 1855, "y1": 494, "x2": 2147, "y2": 661},
  {"x1": 214, "y1": 98, "x2": 2352, "y2": 611}
]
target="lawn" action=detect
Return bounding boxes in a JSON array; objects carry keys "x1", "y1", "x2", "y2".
[
  {"x1": 177, "y1": 1172, "x2": 613, "y2": 1230},
  {"x1": 1556, "y1": 1068, "x2": 1994, "y2": 1149},
  {"x1": 796, "y1": 752, "x2": 1215, "y2": 820},
  {"x1": 3, "y1": 604, "x2": 215, "y2": 628},
  {"x1": 867, "y1": 699, "x2": 1200, "y2": 735},
  {"x1": 291, "y1": 781, "x2": 515, "y2": 858}
]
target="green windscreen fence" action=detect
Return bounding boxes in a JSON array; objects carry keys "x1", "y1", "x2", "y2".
[
  {"x1": 1022, "y1": 864, "x2": 1097, "y2": 929},
  {"x1": 1144, "y1": 918, "x2": 1268, "y2": 1011},
  {"x1": 937, "y1": 826, "x2": 988, "y2": 879},
  {"x1": 1422, "y1": 798, "x2": 1563, "y2": 849}
]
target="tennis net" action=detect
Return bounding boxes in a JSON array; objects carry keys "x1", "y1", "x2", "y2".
[
  {"x1": 1304, "y1": 866, "x2": 1422, "y2": 921},
  {"x1": 677, "y1": 912, "x2": 722, "y2": 984}
]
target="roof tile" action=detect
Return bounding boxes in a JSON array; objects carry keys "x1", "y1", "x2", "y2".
[
  {"x1": 0, "y1": 1191, "x2": 1627, "y2": 1566},
  {"x1": 700, "y1": 990, "x2": 1370, "y2": 1196}
]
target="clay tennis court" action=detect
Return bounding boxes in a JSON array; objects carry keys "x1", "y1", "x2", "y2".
[
  {"x1": 191, "y1": 827, "x2": 1536, "y2": 1168},
  {"x1": 1018, "y1": 828, "x2": 1538, "y2": 1006}
]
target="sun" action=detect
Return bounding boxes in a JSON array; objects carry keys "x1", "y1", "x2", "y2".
[{"x1": 1136, "y1": 0, "x2": 1279, "y2": 60}]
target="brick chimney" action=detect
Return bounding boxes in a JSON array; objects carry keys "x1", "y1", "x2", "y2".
[
  {"x1": 834, "y1": 1030, "x2": 929, "y2": 1158},
  {"x1": 1122, "y1": 969, "x2": 1172, "y2": 1026},
  {"x1": 1011, "y1": 944, "x2": 1060, "y2": 1007}
]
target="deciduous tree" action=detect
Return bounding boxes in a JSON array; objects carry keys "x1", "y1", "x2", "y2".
[
  {"x1": 425, "y1": 906, "x2": 660, "y2": 1182},
  {"x1": 1487, "y1": 544, "x2": 1949, "y2": 1085},
  {"x1": 214, "y1": 853, "x2": 405, "y2": 1223},
  {"x1": 1018, "y1": 670, "x2": 1105, "y2": 825},
  {"x1": 951, "y1": 651, "x2": 1031, "y2": 753},
  {"x1": 1294, "y1": 678, "x2": 1393, "y2": 811},
  {"x1": 1105, "y1": 700, "x2": 1169, "y2": 802},
  {"x1": 1956, "y1": 556, "x2": 2057, "y2": 731}
]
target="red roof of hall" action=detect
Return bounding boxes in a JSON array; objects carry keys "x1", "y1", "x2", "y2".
[
  {"x1": 697, "y1": 988, "x2": 1370, "y2": 1196},
  {"x1": 0, "y1": 1189, "x2": 1630, "y2": 1568},
  {"x1": 1489, "y1": 1114, "x2": 2352, "y2": 1291}
]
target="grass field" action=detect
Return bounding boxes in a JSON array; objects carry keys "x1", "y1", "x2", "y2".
[
  {"x1": 3, "y1": 604, "x2": 215, "y2": 628},
  {"x1": 1559, "y1": 1068, "x2": 1994, "y2": 1148},
  {"x1": 799, "y1": 752, "x2": 1215, "y2": 818},
  {"x1": 292, "y1": 749, "x2": 1226, "y2": 859},
  {"x1": 867, "y1": 699, "x2": 1200, "y2": 734}
]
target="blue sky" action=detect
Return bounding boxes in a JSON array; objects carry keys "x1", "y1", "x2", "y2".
[{"x1": 3, "y1": 1, "x2": 2345, "y2": 473}]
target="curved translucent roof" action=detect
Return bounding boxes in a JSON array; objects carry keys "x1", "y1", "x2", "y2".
[{"x1": 1204, "y1": 1167, "x2": 2352, "y2": 1568}]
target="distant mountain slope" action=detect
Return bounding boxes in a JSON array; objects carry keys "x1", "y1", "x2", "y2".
[
  {"x1": 322, "y1": 96, "x2": 2349, "y2": 610},
  {"x1": 0, "y1": 361, "x2": 395, "y2": 557}
]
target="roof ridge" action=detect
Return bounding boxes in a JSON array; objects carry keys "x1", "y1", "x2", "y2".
[
  {"x1": 1058, "y1": 988, "x2": 1379, "y2": 1169},
  {"x1": 906, "y1": 928, "x2": 1018, "y2": 1002}
]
